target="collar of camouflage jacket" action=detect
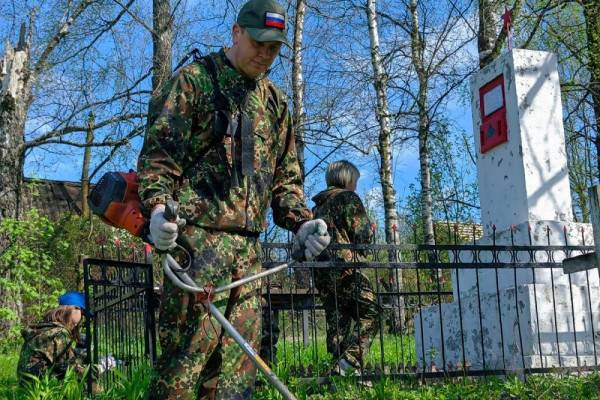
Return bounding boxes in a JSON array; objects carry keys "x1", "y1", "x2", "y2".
[
  {"x1": 21, "y1": 322, "x2": 69, "y2": 341},
  {"x1": 312, "y1": 186, "x2": 352, "y2": 206},
  {"x1": 213, "y1": 48, "x2": 260, "y2": 109}
]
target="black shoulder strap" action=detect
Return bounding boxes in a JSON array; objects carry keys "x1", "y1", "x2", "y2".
[
  {"x1": 202, "y1": 54, "x2": 230, "y2": 112},
  {"x1": 173, "y1": 48, "x2": 202, "y2": 73},
  {"x1": 172, "y1": 49, "x2": 230, "y2": 113},
  {"x1": 181, "y1": 54, "x2": 233, "y2": 180}
]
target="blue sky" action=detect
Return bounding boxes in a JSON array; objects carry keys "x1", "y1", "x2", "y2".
[
  {"x1": 14, "y1": 0, "x2": 480, "y2": 218},
  {"x1": 22, "y1": 95, "x2": 477, "y2": 210}
]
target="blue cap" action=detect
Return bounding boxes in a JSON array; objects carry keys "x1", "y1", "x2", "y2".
[{"x1": 59, "y1": 291, "x2": 86, "y2": 310}]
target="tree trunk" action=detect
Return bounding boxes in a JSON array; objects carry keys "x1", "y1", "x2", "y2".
[
  {"x1": 0, "y1": 28, "x2": 30, "y2": 336},
  {"x1": 292, "y1": 0, "x2": 307, "y2": 178},
  {"x1": 582, "y1": 0, "x2": 600, "y2": 175},
  {"x1": 478, "y1": 0, "x2": 524, "y2": 68},
  {"x1": 409, "y1": 0, "x2": 435, "y2": 246},
  {"x1": 366, "y1": 0, "x2": 404, "y2": 333},
  {"x1": 366, "y1": 0, "x2": 400, "y2": 247},
  {"x1": 0, "y1": 33, "x2": 29, "y2": 221},
  {"x1": 152, "y1": 0, "x2": 173, "y2": 94},
  {"x1": 478, "y1": 0, "x2": 498, "y2": 68},
  {"x1": 81, "y1": 112, "x2": 94, "y2": 219}
]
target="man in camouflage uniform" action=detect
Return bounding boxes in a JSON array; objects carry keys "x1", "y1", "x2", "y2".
[
  {"x1": 312, "y1": 160, "x2": 381, "y2": 375},
  {"x1": 137, "y1": 1, "x2": 329, "y2": 398}
]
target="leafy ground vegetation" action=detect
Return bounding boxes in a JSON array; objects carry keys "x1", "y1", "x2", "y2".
[{"x1": 2, "y1": 348, "x2": 600, "y2": 400}]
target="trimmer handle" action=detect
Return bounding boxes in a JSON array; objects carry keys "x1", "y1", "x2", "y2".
[
  {"x1": 164, "y1": 199, "x2": 179, "y2": 222},
  {"x1": 292, "y1": 247, "x2": 305, "y2": 261},
  {"x1": 162, "y1": 199, "x2": 195, "y2": 271}
]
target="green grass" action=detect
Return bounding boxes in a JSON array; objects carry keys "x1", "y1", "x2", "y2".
[
  {"x1": 274, "y1": 334, "x2": 417, "y2": 376},
  {"x1": 0, "y1": 352, "x2": 20, "y2": 400},
  {"x1": 366, "y1": 334, "x2": 417, "y2": 369},
  {"x1": 254, "y1": 374, "x2": 600, "y2": 400},
  {"x1": 0, "y1": 350, "x2": 152, "y2": 400},
  {"x1": 2, "y1": 347, "x2": 600, "y2": 399}
]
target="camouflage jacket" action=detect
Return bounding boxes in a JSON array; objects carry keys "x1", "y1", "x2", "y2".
[
  {"x1": 312, "y1": 187, "x2": 374, "y2": 262},
  {"x1": 17, "y1": 322, "x2": 86, "y2": 380},
  {"x1": 137, "y1": 49, "x2": 311, "y2": 234}
]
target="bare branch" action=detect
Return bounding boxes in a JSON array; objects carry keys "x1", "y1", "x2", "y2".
[
  {"x1": 521, "y1": 0, "x2": 561, "y2": 49},
  {"x1": 39, "y1": 124, "x2": 144, "y2": 149},
  {"x1": 33, "y1": 0, "x2": 96, "y2": 79},
  {"x1": 24, "y1": 113, "x2": 146, "y2": 148},
  {"x1": 111, "y1": 0, "x2": 155, "y2": 35},
  {"x1": 57, "y1": 0, "x2": 137, "y2": 66}
]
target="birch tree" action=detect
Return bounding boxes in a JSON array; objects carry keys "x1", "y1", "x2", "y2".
[
  {"x1": 0, "y1": 26, "x2": 29, "y2": 220},
  {"x1": 478, "y1": 0, "x2": 524, "y2": 68},
  {"x1": 374, "y1": 0, "x2": 477, "y2": 245},
  {"x1": 365, "y1": 0, "x2": 405, "y2": 332},
  {"x1": 152, "y1": 0, "x2": 173, "y2": 94},
  {"x1": 409, "y1": 0, "x2": 435, "y2": 245},
  {"x1": 581, "y1": 0, "x2": 600, "y2": 174},
  {"x1": 366, "y1": 0, "x2": 401, "y2": 247},
  {"x1": 292, "y1": 0, "x2": 307, "y2": 177}
]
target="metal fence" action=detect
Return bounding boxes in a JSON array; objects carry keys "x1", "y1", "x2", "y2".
[
  {"x1": 83, "y1": 256, "x2": 157, "y2": 393},
  {"x1": 260, "y1": 237, "x2": 600, "y2": 380},
  {"x1": 83, "y1": 226, "x2": 600, "y2": 392}
]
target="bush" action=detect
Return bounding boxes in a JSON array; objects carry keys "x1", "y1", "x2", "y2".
[
  {"x1": 48, "y1": 212, "x2": 147, "y2": 290},
  {"x1": 0, "y1": 209, "x2": 66, "y2": 347}
]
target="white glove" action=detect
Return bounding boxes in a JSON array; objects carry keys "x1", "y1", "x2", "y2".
[
  {"x1": 293, "y1": 219, "x2": 331, "y2": 260},
  {"x1": 97, "y1": 355, "x2": 117, "y2": 373},
  {"x1": 149, "y1": 204, "x2": 179, "y2": 251}
]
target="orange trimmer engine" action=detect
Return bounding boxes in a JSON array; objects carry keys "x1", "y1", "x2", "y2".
[{"x1": 88, "y1": 171, "x2": 147, "y2": 238}]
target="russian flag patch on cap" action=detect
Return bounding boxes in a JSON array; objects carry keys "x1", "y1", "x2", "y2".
[{"x1": 265, "y1": 12, "x2": 285, "y2": 29}]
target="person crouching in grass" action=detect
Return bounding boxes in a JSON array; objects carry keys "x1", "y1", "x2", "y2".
[{"x1": 17, "y1": 291, "x2": 88, "y2": 383}]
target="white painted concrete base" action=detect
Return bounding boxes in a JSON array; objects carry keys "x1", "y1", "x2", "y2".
[
  {"x1": 451, "y1": 221, "x2": 595, "y2": 299},
  {"x1": 415, "y1": 221, "x2": 598, "y2": 371},
  {"x1": 415, "y1": 280, "x2": 600, "y2": 370}
]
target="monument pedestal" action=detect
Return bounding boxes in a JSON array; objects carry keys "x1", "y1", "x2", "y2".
[
  {"x1": 416, "y1": 277, "x2": 600, "y2": 370},
  {"x1": 414, "y1": 48, "x2": 598, "y2": 371}
]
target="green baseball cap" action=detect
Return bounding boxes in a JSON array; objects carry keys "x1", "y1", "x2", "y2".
[{"x1": 237, "y1": 0, "x2": 290, "y2": 46}]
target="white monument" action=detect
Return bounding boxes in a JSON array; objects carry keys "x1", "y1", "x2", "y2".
[{"x1": 415, "y1": 49, "x2": 599, "y2": 371}]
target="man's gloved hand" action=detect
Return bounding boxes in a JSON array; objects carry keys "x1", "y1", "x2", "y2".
[
  {"x1": 149, "y1": 204, "x2": 180, "y2": 251},
  {"x1": 293, "y1": 219, "x2": 331, "y2": 260}
]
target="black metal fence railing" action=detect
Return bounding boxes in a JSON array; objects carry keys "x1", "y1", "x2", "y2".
[
  {"x1": 82, "y1": 231, "x2": 599, "y2": 392},
  {"x1": 259, "y1": 240, "x2": 599, "y2": 380},
  {"x1": 83, "y1": 257, "x2": 157, "y2": 393}
]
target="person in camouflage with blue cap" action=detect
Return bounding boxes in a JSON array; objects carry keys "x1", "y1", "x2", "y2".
[
  {"x1": 17, "y1": 292, "x2": 87, "y2": 383},
  {"x1": 312, "y1": 160, "x2": 381, "y2": 376},
  {"x1": 137, "y1": 0, "x2": 330, "y2": 398}
]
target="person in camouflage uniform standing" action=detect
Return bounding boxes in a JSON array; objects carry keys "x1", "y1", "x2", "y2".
[
  {"x1": 17, "y1": 292, "x2": 87, "y2": 382},
  {"x1": 137, "y1": 1, "x2": 330, "y2": 398},
  {"x1": 312, "y1": 160, "x2": 381, "y2": 375}
]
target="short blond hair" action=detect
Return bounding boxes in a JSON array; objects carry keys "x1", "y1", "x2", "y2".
[{"x1": 326, "y1": 160, "x2": 360, "y2": 189}]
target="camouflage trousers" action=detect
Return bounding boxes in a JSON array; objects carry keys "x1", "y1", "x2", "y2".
[
  {"x1": 314, "y1": 267, "x2": 381, "y2": 369},
  {"x1": 149, "y1": 227, "x2": 262, "y2": 400}
]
